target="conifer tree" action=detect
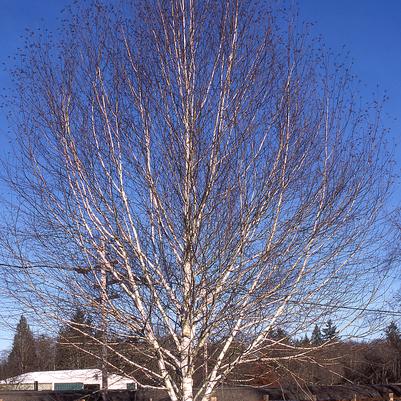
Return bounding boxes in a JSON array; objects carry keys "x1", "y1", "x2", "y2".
[
  {"x1": 7, "y1": 315, "x2": 37, "y2": 376},
  {"x1": 385, "y1": 321, "x2": 401, "y2": 349},
  {"x1": 36, "y1": 335, "x2": 56, "y2": 371},
  {"x1": 301, "y1": 334, "x2": 310, "y2": 346},
  {"x1": 55, "y1": 308, "x2": 95, "y2": 369},
  {"x1": 271, "y1": 328, "x2": 288, "y2": 341},
  {"x1": 311, "y1": 324, "x2": 323, "y2": 345},
  {"x1": 322, "y1": 319, "x2": 338, "y2": 342}
]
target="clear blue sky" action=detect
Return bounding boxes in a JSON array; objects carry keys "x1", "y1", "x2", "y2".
[
  {"x1": 0, "y1": 0, "x2": 71, "y2": 351},
  {"x1": 0, "y1": 0, "x2": 72, "y2": 188},
  {"x1": 0, "y1": 0, "x2": 400, "y2": 351},
  {"x1": 299, "y1": 0, "x2": 401, "y2": 169}
]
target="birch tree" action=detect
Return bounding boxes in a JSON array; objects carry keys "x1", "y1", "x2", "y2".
[{"x1": 1, "y1": 0, "x2": 391, "y2": 400}]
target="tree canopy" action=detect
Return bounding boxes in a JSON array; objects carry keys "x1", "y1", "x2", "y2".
[
  {"x1": 0, "y1": 0, "x2": 392, "y2": 400},
  {"x1": 7, "y1": 316, "x2": 37, "y2": 376},
  {"x1": 55, "y1": 308, "x2": 96, "y2": 370},
  {"x1": 322, "y1": 320, "x2": 339, "y2": 342}
]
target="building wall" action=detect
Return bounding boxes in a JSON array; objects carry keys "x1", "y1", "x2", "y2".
[
  {"x1": 0, "y1": 390, "x2": 136, "y2": 401},
  {"x1": 0, "y1": 383, "x2": 52, "y2": 391},
  {"x1": 134, "y1": 387, "x2": 269, "y2": 401}
]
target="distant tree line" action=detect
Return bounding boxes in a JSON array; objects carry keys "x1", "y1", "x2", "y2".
[
  {"x1": 1, "y1": 314, "x2": 401, "y2": 387},
  {"x1": 236, "y1": 320, "x2": 401, "y2": 387},
  {"x1": 0, "y1": 311, "x2": 97, "y2": 379}
]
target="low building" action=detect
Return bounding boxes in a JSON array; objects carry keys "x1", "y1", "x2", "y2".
[{"x1": 0, "y1": 369, "x2": 137, "y2": 391}]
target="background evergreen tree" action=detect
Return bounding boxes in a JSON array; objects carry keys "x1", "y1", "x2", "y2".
[
  {"x1": 271, "y1": 327, "x2": 289, "y2": 342},
  {"x1": 384, "y1": 321, "x2": 401, "y2": 381},
  {"x1": 55, "y1": 308, "x2": 95, "y2": 369},
  {"x1": 385, "y1": 321, "x2": 401, "y2": 348},
  {"x1": 0, "y1": 351, "x2": 9, "y2": 380},
  {"x1": 35, "y1": 335, "x2": 56, "y2": 371},
  {"x1": 322, "y1": 319, "x2": 338, "y2": 342},
  {"x1": 311, "y1": 324, "x2": 323, "y2": 345},
  {"x1": 7, "y1": 315, "x2": 37, "y2": 376},
  {"x1": 300, "y1": 334, "x2": 310, "y2": 346}
]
